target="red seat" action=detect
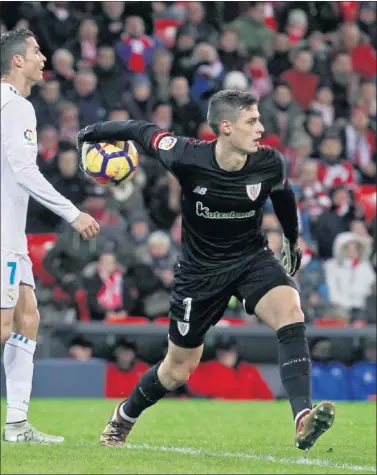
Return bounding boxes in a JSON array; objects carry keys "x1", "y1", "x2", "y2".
[
  {"x1": 354, "y1": 185, "x2": 376, "y2": 224},
  {"x1": 313, "y1": 319, "x2": 347, "y2": 327},
  {"x1": 106, "y1": 315, "x2": 150, "y2": 325},
  {"x1": 27, "y1": 233, "x2": 58, "y2": 286},
  {"x1": 154, "y1": 317, "x2": 170, "y2": 325}
]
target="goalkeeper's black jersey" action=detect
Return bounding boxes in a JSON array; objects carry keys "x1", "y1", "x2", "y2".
[{"x1": 95, "y1": 120, "x2": 295, "y2": 272}]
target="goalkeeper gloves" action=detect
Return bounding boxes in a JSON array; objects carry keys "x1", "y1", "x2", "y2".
[{"x1": 281, "y1": 236, "x2": 302, "y2": 277}]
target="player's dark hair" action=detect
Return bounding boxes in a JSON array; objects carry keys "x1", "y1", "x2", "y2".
[
  {"x1": 0, "y1": 28, "x2": 35, "y2": 76},
  {"x1": 207, "y1": 90, "x2": 257, "y2": 136}
]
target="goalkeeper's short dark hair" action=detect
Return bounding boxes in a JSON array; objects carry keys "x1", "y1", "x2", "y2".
[
  {"x1": 207, "y1": 90, "x2": 258, "y2": 136},
  {"x1": 0, "y1": 28, "x2": 35, "y2": 76}
]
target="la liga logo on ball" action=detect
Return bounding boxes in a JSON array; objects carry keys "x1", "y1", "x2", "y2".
[{"x1": 82, "y1": 141, "x2": 139, "y2": 186}]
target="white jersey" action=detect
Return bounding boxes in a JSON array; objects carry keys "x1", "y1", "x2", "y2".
[{"x1": 0, "y1": 83, "x2": 80, "y2": 254}]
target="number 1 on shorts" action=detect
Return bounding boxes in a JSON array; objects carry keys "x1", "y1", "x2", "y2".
[
  {"x1": 183, "y1": 297, "x2": 192, "y2": 322},
  {"x1": 7, "y1": 261, "x2": 17, "y2": 285}
]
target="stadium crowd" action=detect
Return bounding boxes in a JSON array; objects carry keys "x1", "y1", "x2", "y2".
[{"x1": 2, "y1": 1, "x2": 376, "y2": 328}]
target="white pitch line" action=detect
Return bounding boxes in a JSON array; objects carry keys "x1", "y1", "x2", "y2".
[{"x1": 126, "y1": 442, "x2": 376, "y2": 473}]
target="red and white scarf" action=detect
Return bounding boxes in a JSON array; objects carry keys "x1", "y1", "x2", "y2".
[
  {"x1": 345, "y1": 124, "x2": 375, "y2": 168},
  {"x1": 123, "y1": 35, "x2": 154, "y2": 73},
  {"x1": 97, "y1": 266, "x2": 123, "y2": 310}
]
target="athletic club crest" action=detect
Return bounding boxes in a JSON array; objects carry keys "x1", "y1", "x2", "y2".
[
  {"x1": 246, "y1": 183, "x2": 261, "y2": 201},
  {"x1": 177, "y1": 321, "x2": 190, "y2": 336}
]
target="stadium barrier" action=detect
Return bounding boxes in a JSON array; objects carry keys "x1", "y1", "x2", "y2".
[
  {"x1": 46, "y1": 322, "x2": 375, "y2": 363},
  {"x1": 1, "y1": 325, "x2": 374, "y2": 399}
]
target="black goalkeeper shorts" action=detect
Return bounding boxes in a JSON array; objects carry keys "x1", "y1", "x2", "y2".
[{"x1": 168, "y1": 248, "x2": 297, "y2": 349}]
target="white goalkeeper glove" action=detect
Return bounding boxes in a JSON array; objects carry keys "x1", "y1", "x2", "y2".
[
  {"x1": 281, "y1": 236, "x2": 302, "y2": 277},
  {"x1": 78, "y1": 141, "x2": 91, "y2": 173}
]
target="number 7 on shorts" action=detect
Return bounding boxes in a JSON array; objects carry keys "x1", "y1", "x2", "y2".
[{"x1": 7, "y1": 262, "x2": 17, "y2": 285}]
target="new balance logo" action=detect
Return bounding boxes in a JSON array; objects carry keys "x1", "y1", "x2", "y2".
[{"x1": 193, "y1": 186, "x2": 207, "y2": 195}]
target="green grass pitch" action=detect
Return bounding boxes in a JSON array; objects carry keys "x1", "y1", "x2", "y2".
[{"x1": 1, "y1": 399, "x2": 376, "y2": 474}]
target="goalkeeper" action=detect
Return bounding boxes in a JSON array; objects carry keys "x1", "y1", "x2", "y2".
[{"x1": 78, "y1": 89, "x2": 335, "y2": 452}]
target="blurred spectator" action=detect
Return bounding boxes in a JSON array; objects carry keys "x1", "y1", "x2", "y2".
[
  {"x1": 328, "y1": 51, "x2": 355, "y2": 119},
  {"x1": 223, "y1": 71, "x2": 249, "y2": 92},
  {"x1": 306, "y1": 31, "x2": 331, "y2": 78},
  {"x1": 359, "y1": 79, "x2": 376, "y2": 127},
  {"x1": 339, "y1": 22, "x2": 376, "y2": 80},
  {"x1": 232, "y1": 2, "x2": 275, "y2": 56},
  {"x1": 105, "y1": 340, "x2": 149, "y2": 398},
  {"x1": 98, "y1": 1, "x2": 126, "y2": 46},
  {"x1": 83, "y1": 251, "x2": 138, "y2": 321},
  {"x1": 67, "y1": 69, "x2": 107, "y2": 128},
  {"x1": 115, "y1": 16, "x2": 155, "y2": 74},
  {"x1": 281, "y1": 49, "x2": 319, "y2": 111},
  {"x1": 295, "y1": 236, "x2": 328, "y2": 322},
  {"x1": 295, "y1": 160, "x2": 331, "y2": 223},
  {"x1": 310, "y1": 337, "x2": 332, "y2": 361},
  {"x1": 176, "y1": 1, "x2": 218, "y2": 45},
  {"x1": 108, "y1": 109, "x2": 129, "y2": 121},
  {"x1": 171, "y1": 31, "x2": 196, "y2": 79},
  {"x1": 51, "y1": 144, "x2": 87, "y2": 207},
  {"x1": 259, "y1": 80, "x2": 303, "y2": 148},
  {"x1": 94, "y1": 46, "x2": 128, "y2": 111},
  {"x1": 310, "y1": 85, "x2": 335, "y2": 127},
  {"x1": 150, "y1": 49, "x2": 173, "y2": 103},
  {"x1": 65, "y1": 17, "x2": 99, "y2": 68},
  {"x1": 313, "y1": 186, "x2": 364, "y2": 259},
  {"x1": 169, "y1": 76, "x2": 202, "y2": 137},
  {"x1": 317, "y1": 134, "x2": 356, "y2": 188},
  {"x1": 51, "y1": 48, "x2": 75, "y2": 95},
  {"x1": 268, "y1": 33, "x2": 291, "y2": 77},
  {"x1": 106, "y1": 170, "x2": 147, "y2": 223},
  {"x1": 245, "y1": 54, "x2": 273, "y2": 100},
  {"x1": 77, "y1": 185, "x2": 130, "y2": 259},
  {"x1": 218, "y1": 29, "x2": 245, "y2": 73},
  {"x1": 285, "y1": 8, "x2": 308, "y2": 44},
  {"x1": 324, "y1": 232, "x2": 375, "y2": 321},
  {"x1": 58, "y1": 101, "x2": 80, "y2": 144},
  {"x1": 188, "y1": 337, "x2": 274, "y2": 400},
  {"x1": 358, "y1": 2, "x2": 376, "y2": 46},
  {"x1": 304, "y1": 111, "x2": 325, "y2": 158},
  {"x1": 149, "y1": 172, "x2": 181, "y2": 229},
  {"x1": 128, "y1": 213, "x2": 152, "y2": 262},
  {"x1": 43, "y1": 229, "x2": 106, "y2": 303},
  {"x1": 36, "y1": 125, "x2": 60, "y2": 179},
  {"x1": 36, "y1": 1, "x2": 81, "y2": 58},
  {"x1": 152, "y1": 103, "x2": 172, "y2": 130},
  {"x1": 190, "y1": 42, "x2": 224, "y2": 109},
  {"x1": 68, "y1": 335, "x2": 94, "y2": 361},
  {"x1": 341, "y1": 106, "x2": 376, "y2": 184},
  {"x1": 123, "y1": 74, "x2": 155, "y2": 121},
  {"x1": 31, "y1": 78, "x2": 61, "y2": 130},
  {"x1": 144, "y1": 231, "x2": 178, "y2": 289}
]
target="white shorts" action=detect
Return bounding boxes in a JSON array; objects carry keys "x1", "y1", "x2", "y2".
[{"x1": 1, "y1": 250, "x2": 35, "y2": 309}]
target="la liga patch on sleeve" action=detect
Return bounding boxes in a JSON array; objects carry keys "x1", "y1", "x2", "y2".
[
  {"x1": 23, "y1": 128, "x2": 36, "y2": 146},
  {"x1": 158, "y1": 136, "x2": 177, "y2": 151}
]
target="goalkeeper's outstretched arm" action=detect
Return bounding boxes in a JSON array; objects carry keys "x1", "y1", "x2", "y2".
[{"x1": 78, "y1": 120, "x2": 189, "y2": 174}]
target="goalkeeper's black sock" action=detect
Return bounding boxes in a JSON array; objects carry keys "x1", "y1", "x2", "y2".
[
  {"x1": 277, "y1": 322, "x2": 312, "y2": 422},
  {"x1": 119, "y1": 362, "x2": 169, "y2": 421}
]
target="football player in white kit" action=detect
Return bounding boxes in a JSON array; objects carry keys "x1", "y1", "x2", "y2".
[{"x1": 1, "y1": 28, "x2": 100, "y2": 442}]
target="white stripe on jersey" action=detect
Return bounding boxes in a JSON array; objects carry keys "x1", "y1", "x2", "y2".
[{"x1": 1, "y1": 83, "x2": 80, "y2": 254}]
